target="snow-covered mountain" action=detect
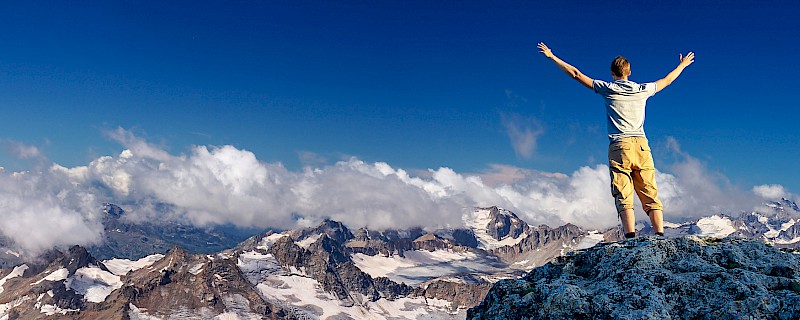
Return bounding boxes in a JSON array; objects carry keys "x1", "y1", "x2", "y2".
[
  {"x1": 0, "y1": 206, "x2": 588, "y2": 319},
  {"x1": 652, "y1": 198, "x2": 800, "y2": 246},
  {"x1": 1, "y1": 199, "x2": 799, "y2": 319}
]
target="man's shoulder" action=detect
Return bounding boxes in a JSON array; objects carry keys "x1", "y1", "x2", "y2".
[
  {"x1": 593, "y1": 79, "x2": 611, "y2": 86},
  {"x1": 592, "y1": 79, "x2": 611, "y2": 93}
]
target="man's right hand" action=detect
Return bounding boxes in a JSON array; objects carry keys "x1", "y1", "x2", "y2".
[
  {"x1": 537, "y1": 42, "x2": 594, "y2": 90},
  {"x1": 538, "y1": 42, "x2": 554, "y2": 59}
]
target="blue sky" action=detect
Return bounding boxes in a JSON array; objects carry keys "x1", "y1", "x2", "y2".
[{"x1": 1, "y1": 1, "x2": 798, "y2": 193}]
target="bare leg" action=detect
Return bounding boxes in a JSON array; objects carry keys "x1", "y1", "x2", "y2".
[
  {"x1": 620, "y1": 209, "x2": 636, "y2": 234},
  {"x1": 649, "y1": 209, "x2": 664, "y2": 234}
]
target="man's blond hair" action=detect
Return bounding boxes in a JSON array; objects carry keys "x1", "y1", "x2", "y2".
[{"x1": 611, "y1": 56, "x2": 631, "y2": 78}]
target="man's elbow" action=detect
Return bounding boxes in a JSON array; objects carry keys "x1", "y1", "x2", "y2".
[{"x1": 657, "y1": 78, "x2": 674, "y2": 89}]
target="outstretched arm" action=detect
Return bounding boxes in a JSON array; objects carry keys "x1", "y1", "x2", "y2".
[
  {"x1": 538, "y1": 42, "x2": 594, "y2": 90},
  {"x1": 654, "y1": 52, "x2": 694, "y2": 93}
]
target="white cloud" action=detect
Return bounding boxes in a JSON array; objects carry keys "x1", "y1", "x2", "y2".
[
  {"x1": 0, "y1": 169, "x2": 103, "y2": 258},
  {"x1": 657, "y1": 136, "x2": 762, "y2": 218},
  {"x1": 105, "y1": 127, "x2": 171, "y2": 162},
  {"x1": 752, "y1": 184, "x2": 788, "y2": 199},
  {"x1": 500, "y1": 113, "x2": 544, "y2": 159},
  {"x1": 0, "y1": 130, "x2": 789, "y2": 256},
  {"x1": 4, "y1": 140, "x2": 42, "y2": 159}
]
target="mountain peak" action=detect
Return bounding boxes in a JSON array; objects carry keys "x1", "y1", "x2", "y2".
[
  {"x1": 102, "y1": 203, "x2": 125, "y2": 218},
  {"x1": 463, "y1": 207, "x2": 532, "y2": 251},
  {"x1": 289, "y1": 219, "x2": 354, "y2": 245},
  {"x1": 780, "y1": 198, "x2": 800, "y2": 212},
  {"x1": 482, "y1": 207, "x2": 530, "y2": 241},
  {"x1": 55, "y1": 245, "x2": 107, "y2": 275}
]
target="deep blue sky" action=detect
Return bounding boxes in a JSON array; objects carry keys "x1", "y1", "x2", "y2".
[{"x1": 1, "y1": 1, "x2": 798, "y2": 192}]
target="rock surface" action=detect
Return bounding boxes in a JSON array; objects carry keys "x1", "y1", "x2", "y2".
[{"x1": 468, "y1": 237, "x2": 800, "y2": 319}]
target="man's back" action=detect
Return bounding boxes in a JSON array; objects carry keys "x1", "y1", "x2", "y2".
[{"x1": 593, "y1": 79, "x2": 657, "y2": 141}]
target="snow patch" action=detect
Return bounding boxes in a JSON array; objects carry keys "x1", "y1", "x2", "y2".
[
  {"x1": 573, "y1": 230, "x2": 604, "y2": 250},
  {"x1": 464, "y1": 208, "x2": 527, "y2": 250},
  {"x1": 237, "y1": 251, "x2": 280, "y2": 272},
  {"x1": 255, "y1": 274, "x2": 456, "y2": 319},
  {"x1": 237, "y1": 251, "x2": 283, "y2": 285},
  {"x1": 128, "y1": 304, "x2": 163, "y2": 320},
  {"x1": 0, "y1": 264, "x2": 28, "y2": 294},
  {"x1": 774, "y1": 237, "x2": 800, "y2": 245},
  {"x1": 663, "y1": 221, "x2": 682, "y2": 228},
  {"x1": 512, "y1": 259, "x2": 530, "y2": 266},
  {"x1": 257, "y1": 233, "x2": 287, "y2": 250},
  {"x1": 256, "y1": 274, "x2": 345, "y2": 318},
  {"x1": 239, "y1": 249, "x2": 460, "y2": 319},
  {"x1": 215, "y1": 312, "x2": 260, "y2": 320},
  {"x1": 765, "y1": 229, "x2": 781, "y2": 238},
  {"x1": 66, "y1": 266, "x2": 123, "y2": 303},
  {"x1": 695, "y1": 215, "x2": 736, "y2": 238},
  {"x1": 0, "y1": 295, "x2": 30, "y2": 319},
  {"x1": 352, "y1": 249, "x2": 503, "y2": 286},
  {"x1": 295, "y1": 233, "x2": 322, "y2": 249},
  {"x1": 103, "y1": 254, "x2": 165, "y2": 276},
  {"x1": 39, "y1": 303, "x2": 79, "y2": 316},
  {"x1": 763, "y1": 219, "x2": 796, "y2": 238},
  {"x1": 350, "y1": 253, "x2": 418, "y2": 278},
  {"x1": 760, "y1": 217, "x2": 799, "y2": 243},
  {"x1": 189, "y1": 262, "x2": 205, "y2": 275},
  {"x1": 32, "y1": 268, "x2": 69, "y2": 285},
  {"x1": 4, "y1": 250, "x2": 20, "y2": 258},
  {"x1": 781, "y1": 220, "x2": 796, "y2": 231},
  {"x1": 432, "y1": 277, "x2": 467, "y2": 284}
]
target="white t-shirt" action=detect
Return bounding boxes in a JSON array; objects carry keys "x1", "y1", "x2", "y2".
[{"x1": 593, "y1": 79, "x2": 657, "y2": 141}]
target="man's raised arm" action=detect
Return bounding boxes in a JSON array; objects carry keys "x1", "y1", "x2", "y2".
[
  {"x1": 537, "y1": 42, "x2": 594, "y2": 90},
  {"x1": 654, "y1": 52, "x2": 694, "y2": 93}
]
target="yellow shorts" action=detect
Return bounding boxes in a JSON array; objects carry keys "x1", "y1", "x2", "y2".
[{"x1": 608, "y1": 137, "x2": 663, "y2": 214}]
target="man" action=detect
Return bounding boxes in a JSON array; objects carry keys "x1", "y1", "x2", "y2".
[{"x1": 537, "y1": 42, "x2": 694, "y2": 238}]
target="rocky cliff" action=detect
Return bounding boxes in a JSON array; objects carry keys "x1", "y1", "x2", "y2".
[{"x1": 468, "y1": 237, "x2": 800, "y2": 319}]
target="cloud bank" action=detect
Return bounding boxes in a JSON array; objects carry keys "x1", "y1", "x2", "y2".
[{"x1": 0, "y1": 129, "x2": 794, "y2": 257}]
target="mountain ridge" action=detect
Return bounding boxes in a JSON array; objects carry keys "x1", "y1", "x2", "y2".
[{"x1": 0, "y1": 199, "x2": 798, "y2": 319}]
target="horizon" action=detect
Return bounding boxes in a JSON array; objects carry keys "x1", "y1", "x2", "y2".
[{"x1": 0, "y1": 2, "x2": 798, "y2": 254}]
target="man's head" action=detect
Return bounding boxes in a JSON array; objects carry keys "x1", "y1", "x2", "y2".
[{"x1": 611, "y1": 56, "x2": 631, "y2": 79}]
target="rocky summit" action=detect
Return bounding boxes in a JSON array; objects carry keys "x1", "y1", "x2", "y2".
[{"x1": 468, "y1": 237, "x2": 800, "y2": 319}]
